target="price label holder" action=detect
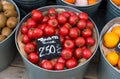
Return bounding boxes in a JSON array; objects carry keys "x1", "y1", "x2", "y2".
[
  {"x1": 36, "y1": 35, "x2": 62, "y2": 60},
  {"x1": 115, "y1": 41, "x2": 120, "y2": 52}
]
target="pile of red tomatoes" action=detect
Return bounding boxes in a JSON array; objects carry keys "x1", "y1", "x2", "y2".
[{"x1": 19, "y1": 8, "x2": 96, "y2": 70}]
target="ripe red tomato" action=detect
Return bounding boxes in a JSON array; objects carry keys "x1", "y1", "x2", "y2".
[
  {"x1": 22, "y1": 35, "x2": 30, "y2": 44},
  {"x1": 61, "y1": 11, "x2": 70, "y2": 18},
  {"x1": 63, "y1": 39, "x2": 75, "y2": 49},
  {"x1": 61, "y1": 49, "x2": 73, "y2": 60},
  {"x1": 82, "y1": 28, "x2": 92, "y2": 38},
  {"x1": 31, "y1": 9, "x2": 43, "y2": 22},
  {"x1": 41, "y1": 60, "x2": 53, "y2": 70},
  {"x1": 78, "y1": 12, "x2": 89, "y2": 21},
  {"x1": 69, "y1": 15, "x2": 79, "y2": 25},
  {"x1": 59, "y1": 26, "x2": 69, "y2": 36},
  {"x1": 74, "y1": 48, "x2": 82, "y2": 59},
  {"x1": 27, "y1": 28, "x2": 34, "y2": 39},
  {"x1": 63, "y1": 23, "x2": 72, "y2": 29},
  {"x1": 48, "y1": 8, "x2": 56, "y2": 14},
  {"x1": 77, "y1": 20, "x2": 87, "y2": 30},
  {"x1": 48, "y1": 13, "x2": 57, "y2": 19},
  {"x1": 38, "y1": 59, "x2": 48, "y2": 67},
  {"x1": 26, "y1": 18, "x2": 37, "y2": 28},
  {"x1": 57, "y1": 57, "x2": 66, "y2": 64},
  {"x1": 54, "y1": 62, "x2": 64, "y2": 70},
  {"x1": 86, "y1": 20, "x2": 94, "y2": 29},
  {"x1": 75, "y1": 37, "x2": 86, "y2": 47},
  {"x1": 41, "y1": 16, "x2": 49, "y2": 24},
  {"x1": 21, "y1": 25, "x2": 28, "y2": 34},
  {"x1": 57, "y1": 14, "x2": 67, "y2": 24},
  {"x1": 69, "y1": 27, "x2": 80, "y2": 39},
  {"x1": 33, "y1": 28, "x2": 43, "y2": 39},
  {"x1": 82, "y1": 48, "x2": 92, "y2": 59},
  {"x1": 24, "y1": 42, "x2": 36, "y2": 54},
  {"x1": 66, "y1": 58, "x2": 77, "y2": 69},
  {"x1": 48, "y1": 18, "x2": 58, "y2": 28},
  {"x1": 50, "y1": 59, "x2": 57, "y2": 67},
  {"x1": 65, "y1": 35, "x2": 71, "y2": 40},
  {"x1": 38, "y1": 24, "x2": 47, "y2": 30},
  {"x1": 86, "y1": 37, "x2": 95, "y2": 46},
  {"x1": 69, "y1": 11, "x2": 77, "y2": 16},
  {"x1": 27, "y1": 52, "x2": 39, "y2": 64},
  {"x1": 44, "y1": 26, "x2": 55, "y2": 36}
]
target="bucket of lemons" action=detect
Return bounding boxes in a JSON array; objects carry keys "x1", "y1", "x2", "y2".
[{"x1": 98, "y1": 17, "x2": 120, "y2": 79}]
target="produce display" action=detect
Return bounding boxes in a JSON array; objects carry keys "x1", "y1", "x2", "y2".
[
  {"x1": 0, "y1": 0, "x2": 18, "y2": 42},
  {"x1": 63, "y1": 0, "x2": 97, "y2": 6},
  {"x1": 102, "y1": 23, "x2": 120, "y2": 70},
  {"x1": 17, "y1": 8, "x2": 98, "y2": 70}
]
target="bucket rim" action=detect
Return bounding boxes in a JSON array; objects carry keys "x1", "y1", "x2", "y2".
[
  {"x1": 60, "y1": 0, "x2": 102, "y2": 7},
  {"x1": 15, "y1": 5, "x2": 99, "y2": 73},
  {"x1": 0, "y1": 0, "x2": 20, "y2": 44},
  {"x1": 110, "y1": 0, "x2": 120, "y2": 9},
  {"x1": 99, "y1": 17, "x2": 120, "y2": 73}
]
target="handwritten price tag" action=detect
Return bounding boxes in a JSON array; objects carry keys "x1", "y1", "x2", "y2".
[{"x1": 36, "y1": 35, "x2": 62, "y2": 60}]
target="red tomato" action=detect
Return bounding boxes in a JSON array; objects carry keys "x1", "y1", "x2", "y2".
[
  {"x1": 44, "y1": 26, "x2": 55, "y2": 36},
  {"x1": 48, "y1": 18, "x2": 58, "y2": 28},
  {"x1": 66, "y1": 58, "x2": 77, "y2": 69},
  {"x1": 86, "y1": 20, "x2": 94, "y2": 29},
  {"x1": 50, "y1": 59, "x2": 57, "y2": 67},
  {"x1": 22, "y1": 35, "x2": 30, "y2": 44},
  {"x1": 61, "y1": 11, "x2": 70, "y2": 18},
  {"x1": 38, "y1": 24, "x2": 47, "y2": 30},
  {"x1": 60, "y1": 35, "x2": 64, "y2": 43},
  {"x1": 58, "y1": 14, "x2": 67, "y2": 24},
  {"x1": 78, "y1": 12, "x2": 89, "y2": 21},
  {"x1": 41, "y1": 60, "x2": 53, "y2": 70},
  {"x1": 24, "y1": 42, "x2": 36, "y2": 54},
  {"x1": 82, "y1": 28, "x2": 92, "y2": 38},
  {"x1": 65, "y1": 35, "x2": 71, "y2": 40},
  {"x1": 21, "y1": 25, "x2": 28, "y2": 34},
  {"x1": 61, "y1": 49, "x2": 73, "y2": 60},
  {"x1": 69, "y1": 27, "x2": 80, "y2": 39},
  {"x1": 69, "y1": 15, "x2": 79, "y2": 25},
  {"x1": 27, "y1": 52, "x2": 39, "y2": 64},
  {"x1": 31, "y1": 9, "x2": 43, "y2": 22},
  {"x1": 48, "y1": 13, "x2": 57, "y2": 19},
  {"x1": 59, "y1": 26, "x2": 69, "y2": 36},
  {"x1": 82, "y1": 48, "x2": 92, "y2": 59},
  {"x1": 55, "y1": 28, "x2": 59, "y2": 35},
  {"x1": 74, "y1": 48, "x2": 82, "y2": 59},
  {"x1": 57, "y1": 57, "x2": 66, "y2": 64},
  {"x1": 75, "y1": 37, "x2": 86, "y2": 47},
  {"x1": 27, "y1": 28, "x2": 34, "y2": 39},
  {"x1": 63, "y1": 39, "x2": 75, "y2": 49},
  {"x1": 77, "y1": 20, "x2": 87, "y2": 30},
  {"x1": 26, "y1": 18, "x2": 37, "y2": 28},
  {"x1": 33, "y1": 28, "x2": 43, "y2": 39},
  {"x1": 48, "y1": 8, "x2": 56, "y2": 14},
  {"x1": 69, "y1": 11, "x2": 77, "y2": 16},
  {"x1": 86, "y1": 37, "x2": 95, "y2": 46},
  {"x1": 38, "y1": 59, "x2": 48, "y2": 67},
  {"x1": 41, "y1": 16, "x2": 49, "y2": 24},
  {"x1": 63, "y1": 23, "x2": 72, "y2": 29},
  {"x1": 54, "y1": 62, "x2": 64, "y2": 70}
]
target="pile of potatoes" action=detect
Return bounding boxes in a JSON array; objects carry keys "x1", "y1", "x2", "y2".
[{"x1": 0, "y1": 0, "x2": 18, "y2": 42}]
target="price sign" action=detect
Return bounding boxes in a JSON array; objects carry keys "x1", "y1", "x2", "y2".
[
  {"x1": 115, "y1": 41, "x2": 120, "y2": 52},
  {"x1": 36, "y1": 35, "x2": 62, "y2": 60}
]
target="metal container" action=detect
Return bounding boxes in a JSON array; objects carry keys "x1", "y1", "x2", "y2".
[
  {"x1": 56, "y1": 0, "x2": 102, "y2": 18},
  {"x1": 15, "y1": 5, "x2": 99, "y2": 79},
  {"x1": 0, "y1": 0, "x2": 20, "y2": 71},
  {"x1": 98, "y1": 17, "x2": 120, "y2": 79},
  {"x1": 105, "y1": 0, "x2": 120, "y2": 23},
  {"x1": 13, "y1": 0, "x2": 47, "y2": 13}
]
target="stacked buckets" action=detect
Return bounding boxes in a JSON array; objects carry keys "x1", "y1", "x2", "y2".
[
  {"x1": 105, "y1": 0, "x2": 120, "y2": 23},
  {"x1": 13, "y1": 0, "x2": 47, "y2": 13},
  {"x1": 15, "y1": 5, "x2": 99, "y2": 79},
  {"x1": 98, "y1": 17, "x2": 120, "y2": 79},
  {"x1": 0, "y1": 0, "x2": 20, "y2": 71},
  {"x1": 56, "y1": 0, "x2": 102, "y2": 18}
]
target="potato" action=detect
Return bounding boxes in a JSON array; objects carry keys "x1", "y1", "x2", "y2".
[{"x1": 6, "y1": 17, "x2": 18, "y2": 28}]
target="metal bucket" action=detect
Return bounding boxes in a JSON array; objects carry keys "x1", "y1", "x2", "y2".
[
  {"x1": 0, "y1": 0, "x2": 20, "y2": 71},
  {"x1": 56, "y1": 0, "x2": 102, "y2": 18},
  {"x1": 15, "y1": 5, "x2": 99, "y2": 79},
  {"x1": 98, "y1": 17, "x2": 120, "y2": 79},
  {"x1": 105, "y1": 0, "x2": 120, "y2": 23},
  {"x1": 13, "y1": 0, "x2": 47, "y2": 13}
]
